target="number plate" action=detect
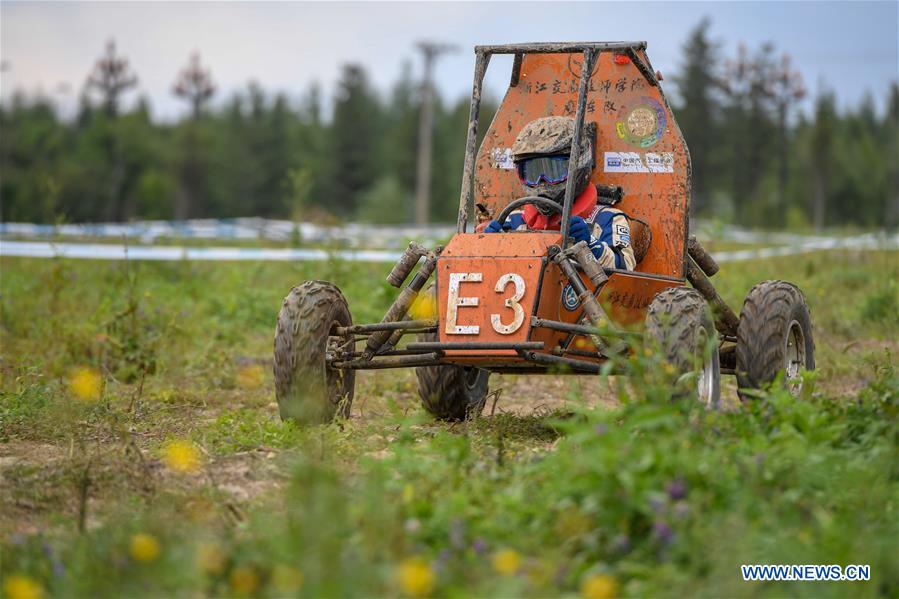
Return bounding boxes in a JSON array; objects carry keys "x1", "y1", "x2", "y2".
[{"x1": 437, "y1": 257, "x2": 541, "y2": 345}]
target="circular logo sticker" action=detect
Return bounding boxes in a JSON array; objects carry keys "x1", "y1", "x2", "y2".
[
  {"x1": 615, "y1": 96, "x2": 666, "y2": 148},
  {"x1": 562, "y1": 284, "x2": 580, "y2": 311}
]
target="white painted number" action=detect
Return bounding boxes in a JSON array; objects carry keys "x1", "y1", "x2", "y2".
[
  {"x1": 445, "y1": 272, "x2": 527, "y2": 335},
  {"x1": 491, "y1": 273, "x2": 526, "y2": 335},
  {"x1": 445, "y1": 272, "x2": 482, "y2": 334}
]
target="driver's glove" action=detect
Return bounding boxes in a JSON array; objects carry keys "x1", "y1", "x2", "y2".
[
  {"x1": 569, "y1": 216, "x2": 591, "y2": 244},
  {"x1": 484, "y1": 220, "x2": 503, "y2": 233}
]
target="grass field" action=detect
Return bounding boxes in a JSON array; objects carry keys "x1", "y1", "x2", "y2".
[{"x1": 1, "y1": 248, "x2": 897, "y2": 598}]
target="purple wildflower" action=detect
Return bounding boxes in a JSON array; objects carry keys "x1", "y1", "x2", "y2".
[
  {"x1": 472, "y1": 538, "x2": 488, "y2": 555},
  {"x1": 666, "y1": 478, "x2": 687, "y2": 501},
  {"x1": 653, "y1": 520, "x2": 674, "y2": 545}
]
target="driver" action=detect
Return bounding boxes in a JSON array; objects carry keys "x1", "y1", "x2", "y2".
[{"x1": 483, "y1": 116, "x2": 636, "y2": 271}]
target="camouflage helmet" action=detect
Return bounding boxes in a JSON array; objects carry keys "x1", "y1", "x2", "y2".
[{"x1": 511, "y1": 116, "x2": 594, "y2": 205}]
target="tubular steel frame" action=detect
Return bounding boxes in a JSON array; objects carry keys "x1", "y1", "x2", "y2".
[
  {"x1": 322, "y1": 41, "x2": 741, "y2": 375},
  {"x1": 456, "y1": 42, "x2": 655, "y2": 236}
]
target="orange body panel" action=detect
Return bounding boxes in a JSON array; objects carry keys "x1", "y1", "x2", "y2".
[
  {"x1": 435, "y1": 233, "x2": 682, "y2": 367},
  {"x1": 529, "y1": 266, "x2": 683, "y2": 357},
  {"x1": 437, "y1": 233, "x2": 560, "y2": 358},
  {"x1": 473, "y1": 51, "x2": 690, "y2": 279}
]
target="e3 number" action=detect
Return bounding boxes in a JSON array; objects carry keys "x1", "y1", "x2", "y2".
[{"x1": 445, "y1": 272, "x2": 526, "y2": 335}]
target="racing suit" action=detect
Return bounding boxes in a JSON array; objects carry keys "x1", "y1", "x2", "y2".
[{"x1": 484, "y1": 184, "x2": 636, "y2": 271}]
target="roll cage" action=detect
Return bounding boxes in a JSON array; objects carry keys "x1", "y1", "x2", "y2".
[{"x1": 455, "y1": 41, "x2": 661, "y2": 249}]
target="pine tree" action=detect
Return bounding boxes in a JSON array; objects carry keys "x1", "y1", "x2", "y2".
[
  {"x1": 885, "y1": 83, "x2": 899, "y2": 229},
  {"x1": 329, "y1": 65, "x2": 380, "y2": 214},
  {"x1": 771, "y1": 53, "x2": 805, "y2": 216},
  {"x1": 672, "y1": 17, "x2": 722, "y2": 216},
  {"x1": 810, "y1": 87, "x2": 836, "y2": 230},
  {"x1": 172, "y1": 52, "x2": 216, "y2": 219}
]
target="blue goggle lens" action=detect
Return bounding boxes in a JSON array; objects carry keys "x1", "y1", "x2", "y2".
[{"x1": 517, "y1": 155, "x2": 570, "y2": 186}]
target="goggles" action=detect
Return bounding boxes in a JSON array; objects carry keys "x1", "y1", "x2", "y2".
[{"x1": 516, "y1": 155, "x2": 570, "y2": 186}]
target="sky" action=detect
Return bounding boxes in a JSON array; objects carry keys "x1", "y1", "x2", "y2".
[{"x1": 1, "y1": 1, "x2": 897, "y2": 121}]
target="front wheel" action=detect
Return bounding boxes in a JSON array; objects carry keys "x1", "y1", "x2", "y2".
[
  {"x1": 736, "y1": 280, "x2": 815, "y2": 399},
  {"x1": 273, "y1": 281, "x2": 356, "y2": 424},
  {"x1": 645, "y1": 287, "x2": 721, "y2": 408},
  {"x1": 415, "y1": 333, "x2": 490, "y2": 421}
]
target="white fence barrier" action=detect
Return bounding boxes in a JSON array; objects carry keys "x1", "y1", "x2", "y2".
[
  {"x1": 0, "y1": 218, "x2": 878, "y2": 248},
  {"x1": 2, "y1": 232, "x2": 895, "y2": 263},
  {"x1": 0, "y1": 218, "x2": 454, "y2": 249}
]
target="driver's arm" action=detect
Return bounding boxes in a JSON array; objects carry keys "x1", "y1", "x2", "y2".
[
  {"x1": 588, "y1": 208, "x2": 637, "y2": 270},
  {"x1": 484, "y1": 210, "x2": 527, "y2": 233}
]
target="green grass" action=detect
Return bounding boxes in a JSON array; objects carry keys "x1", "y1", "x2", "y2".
[{"x1": 1, "y1": 250, "x2": 897, "y2": 598}]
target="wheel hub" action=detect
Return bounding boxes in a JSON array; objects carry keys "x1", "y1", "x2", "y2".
[
  {"x1": 785, "y1": 319, "x2": 806, "y2": 394},
  {"x1": 696, "y1": 328, "x2": 716, "y2": 408}
]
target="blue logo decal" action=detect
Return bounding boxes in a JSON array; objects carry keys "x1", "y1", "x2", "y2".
[
  {"x1": 606, "y1": 156, "x2": 622, "y2": 167},
  {"x1": 562, "y1": 284, "x2": 580, "y2": 311}
]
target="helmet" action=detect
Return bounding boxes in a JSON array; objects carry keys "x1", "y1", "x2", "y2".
[{"x1": 511, "y1": 116, "x2": 594, "y2": 205}]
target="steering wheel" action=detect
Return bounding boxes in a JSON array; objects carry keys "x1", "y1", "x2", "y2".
[{"x1": 493, "y1": 196, "x2": 563, "y2": 230}]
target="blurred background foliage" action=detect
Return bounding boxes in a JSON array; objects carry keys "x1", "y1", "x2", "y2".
[{"x1": 1, "y1": 19, "x2": 896, "y2": 229}]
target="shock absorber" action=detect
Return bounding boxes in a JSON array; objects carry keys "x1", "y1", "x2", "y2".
[
  {"x1": 550, "y1": 244, "x2": 618, "y2": 354},
  {"x1": 362, "y1": 248, "x2": 440, "y2": 360}
]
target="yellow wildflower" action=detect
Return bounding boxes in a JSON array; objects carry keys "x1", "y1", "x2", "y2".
[
  {"x1": 196, "y1": 543, "x2": 226, "y2": 574},
  {"x1": 581, "y1": 574, "x2": 619, "y2": 599},
  {"x1": 229, "y1": 566, "x2": 259, "y2": 596},
  {"x1": 402, "y1": 483, "x2": 415, "y2": 505},
  {"x1": 662, "y1": 361, "x2": 676, "y2": 375},
  {"x1": 236, "y1": 364, "x2": 265, "y2": 389},
  {"x1": 408, "y1": 293, "x2": 438, "y2": 320},
  {"x1": 3, "y1": 575, "x2": 44, "y2": 599},
  {"x1": 130, "y1": 533, "x2": 161, "y2": 563},
  {"x1": 491, "y1": 548, "x2": 521, "y2": 576},
  {"x1": 555, "y1": 509, "x2": 592, "y2": 540},
  {"x1": 271, "y1": 564, "x2": 304, "y2": 593},
  {"x1": 162, "y1": 440, "x2": 203, "y2": 473},
  {"x1": 68, "y1": 367, "x2": 101, "y2": 402},
  {"x1": 396, "y1": 556, "x2": 435, "y2": 597}
]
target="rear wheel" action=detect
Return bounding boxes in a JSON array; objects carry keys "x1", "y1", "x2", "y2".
[
  {"x1": 736, "y1": 280, "x2": 815, "y2": 399},
  {"x1": 415, "y1": 331, "x2": 490, "y2": 421},
  {"x1": 273, "y1": 281, "x2": 355, "y2": 424},
  {"x1": 645, "y1": 287, "x2": 721, "y2": 408}
]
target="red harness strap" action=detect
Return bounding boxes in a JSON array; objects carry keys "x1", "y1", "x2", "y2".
[{"x1": 521, "y1": 184, "x2": 597, "y2": 230}]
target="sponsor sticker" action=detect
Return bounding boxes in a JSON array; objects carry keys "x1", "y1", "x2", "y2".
[
  {"x1": 615, "y1": 96, "x2": 667, "y2": 148},
  {"x1": 615, "y1": 224, "x2": 631, "y2": 246},
  {"x1": 491, "y1": 148, "x2": 515, "y2": 170},
  {"x1": 562, "y1": 283, "x2": 580, "y2": 311},
  {"x1": 603, "y1": 152, "x2": 673, "y2": 173}
]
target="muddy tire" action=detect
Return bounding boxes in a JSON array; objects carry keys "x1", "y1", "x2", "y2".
[
  {"x1": 273, "y1": 281, "x2": 355, "y2": 424},
  {"x1": 646, "y1": 287, "x2": 721, "y2": 408},
  {"x1": 415, "y1": 331, "x2": 490, "y2": 421},
  {"x1": 736, "y1": 280, "x2": 815, "y2": 399}
]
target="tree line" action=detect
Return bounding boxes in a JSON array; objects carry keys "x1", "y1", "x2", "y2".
[{"x1": 2, "y1": 22, "x2": 897, "y2": 229}]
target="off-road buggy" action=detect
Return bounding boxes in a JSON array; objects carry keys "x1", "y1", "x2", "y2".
[{"x1": 273, "y1": 42, "x2": 815, "y2": 423}]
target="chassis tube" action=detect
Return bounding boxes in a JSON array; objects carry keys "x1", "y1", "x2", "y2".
[
  {"x1": 560, "y1": 49, "x2": 598, "y2": 248},
  {"x1": 333, "y1": 353, "x2": 444, "y2": 370},
  {"x1": 362, "y1": 253, "x2": 438, "y2": 359},
  {"x1": 685, "y1": 257, "x2": 740, "y2": 336},
  {"x1": 457, "y1": 52, "x2": 491, "y2": 233},
  {"x1": 551, "y1": 250, "x2": 617, "y2": 352}
]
